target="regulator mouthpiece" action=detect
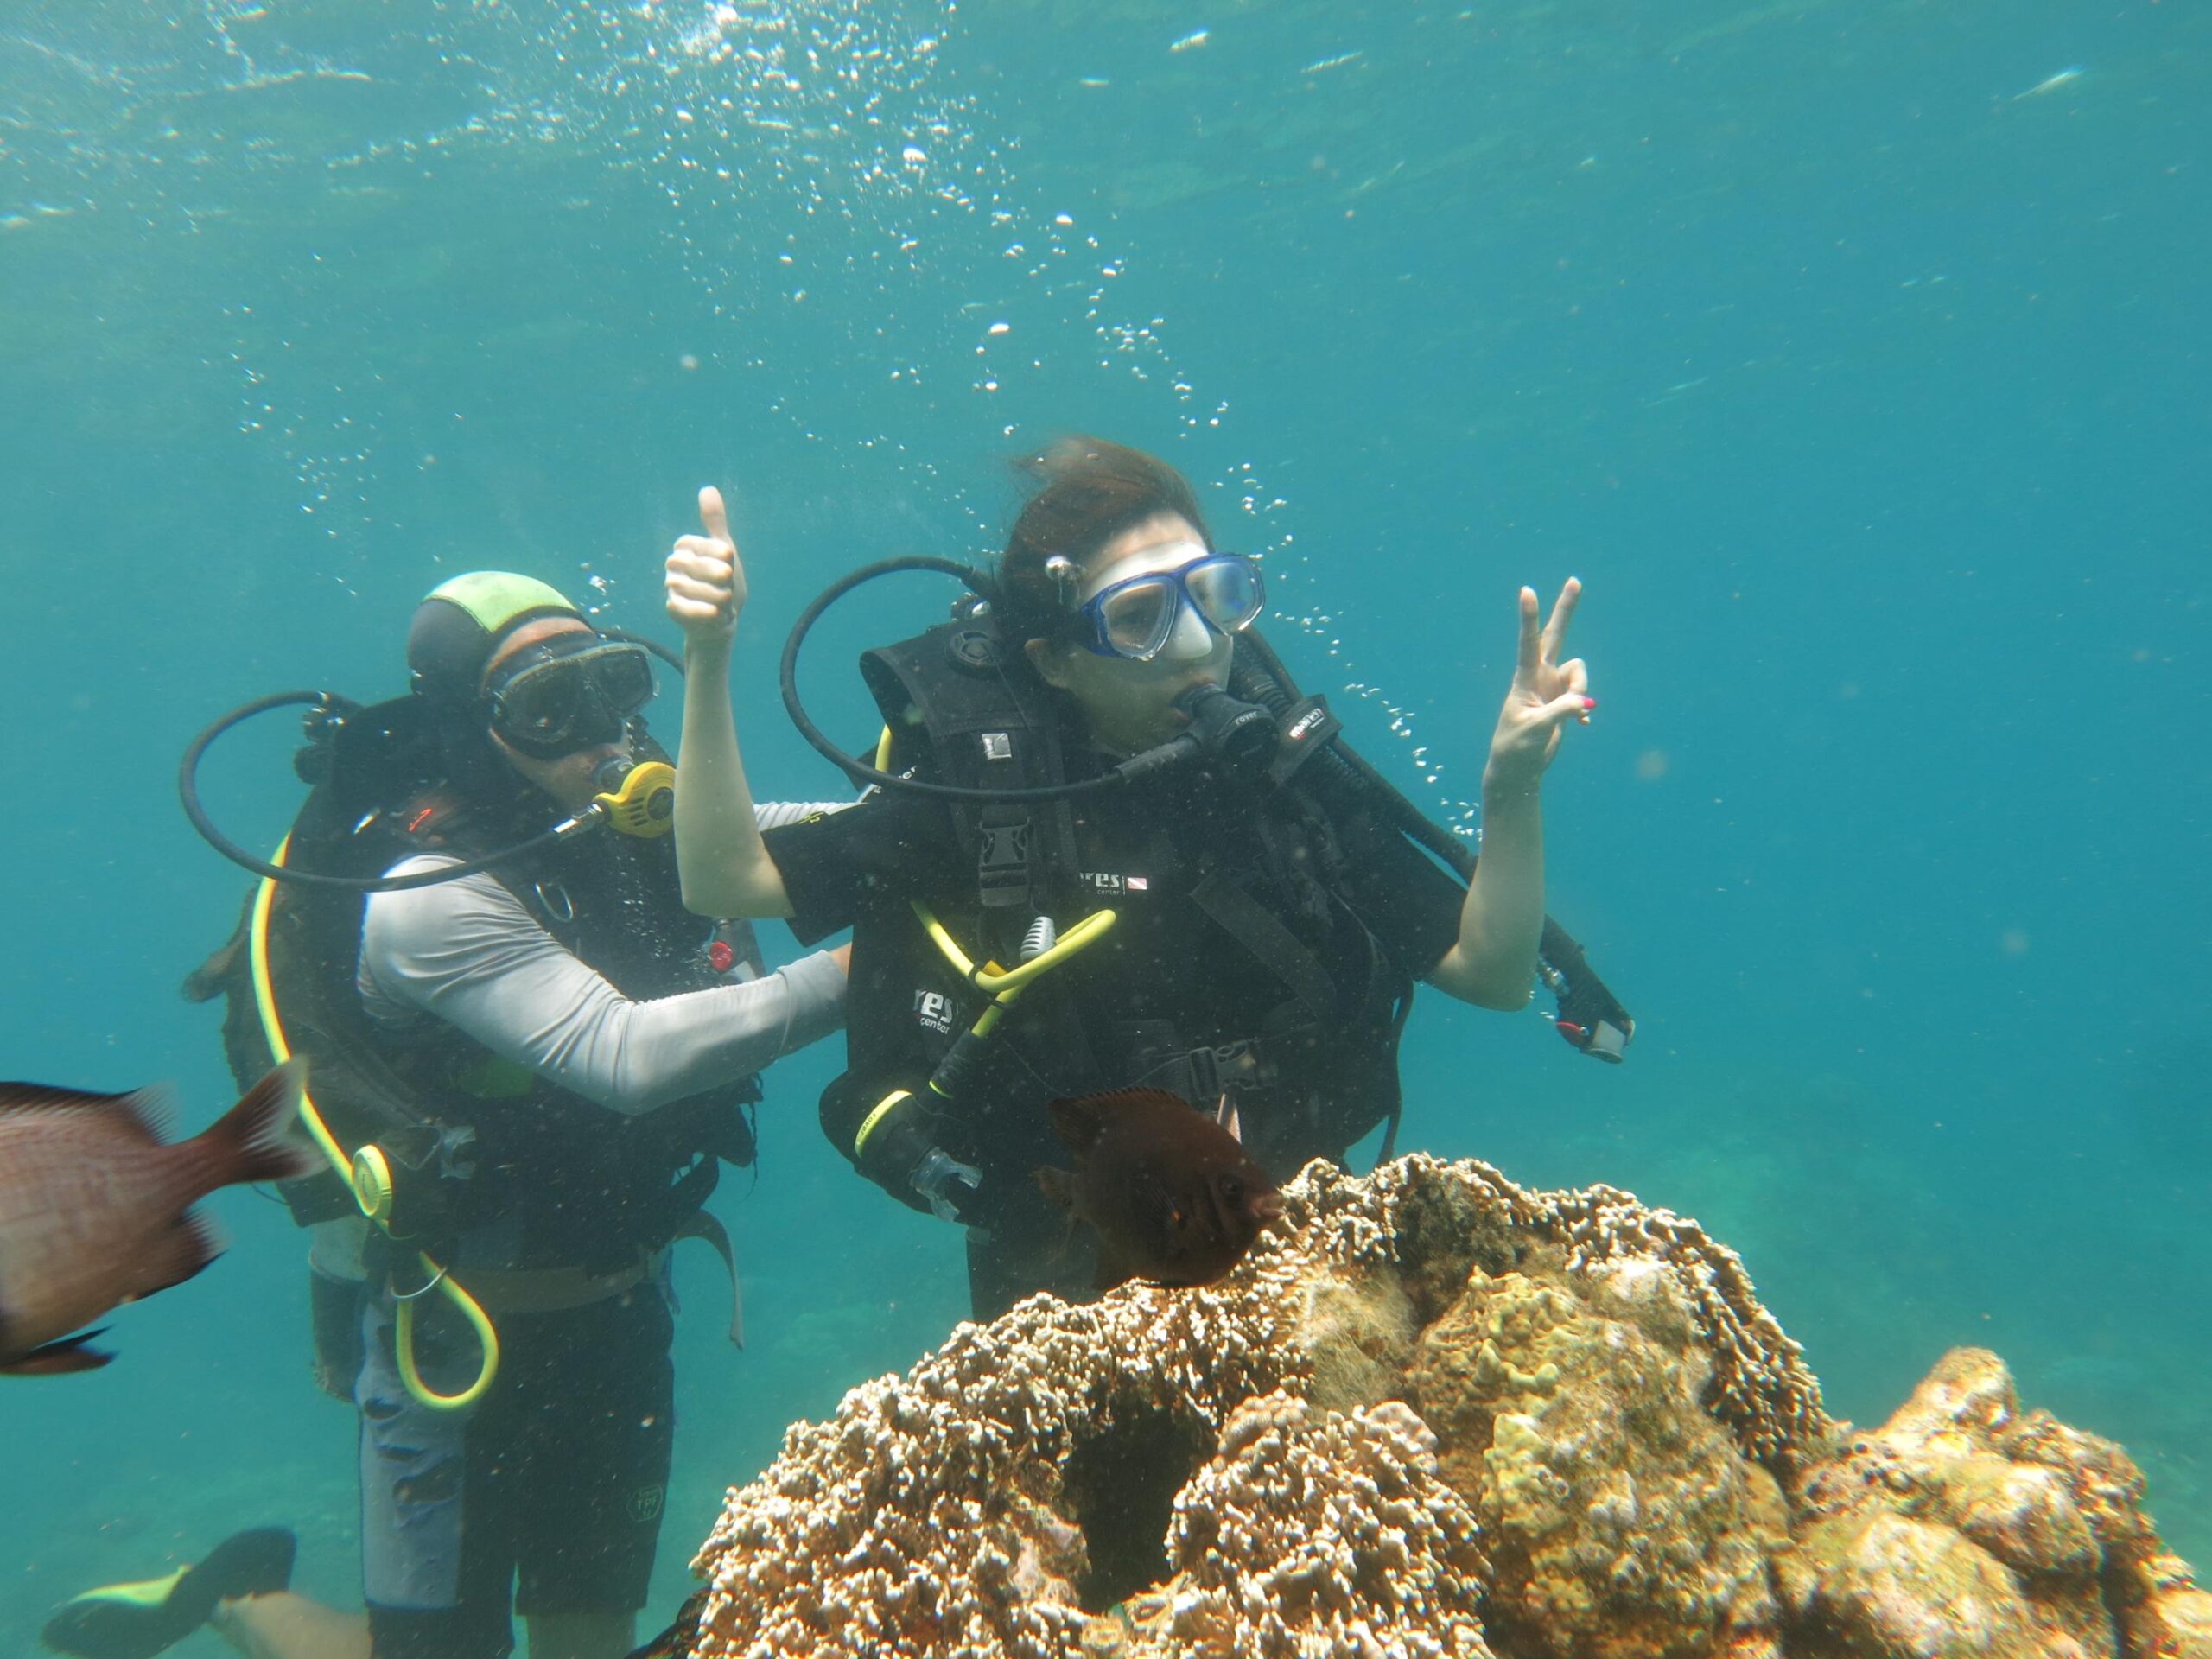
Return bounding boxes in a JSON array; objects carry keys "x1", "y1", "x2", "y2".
[
  {"x1": 590, "y1": 756, "x2": 677, "y2": 838},
  {"x1": 1173, "y1": 683, "x2": 1279, "y2": 772}
]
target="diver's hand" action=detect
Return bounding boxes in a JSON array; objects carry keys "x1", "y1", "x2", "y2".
[
  {"x1": 665, "y1": 486, "x2": 747, "y2": 649},
  {"x1": 910, "y1": 1147, "x2": 982, "y2": 1224},
  {"x1": 1484, "y1": 578, "x2": 1591, "y2": 792}
]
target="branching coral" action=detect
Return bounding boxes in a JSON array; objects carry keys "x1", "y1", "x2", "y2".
[
  {"x1": 1142, "y1": 1390, "x2": 1492, "y2": 1659},
  {"x1": 677, "y1": 1155, "x2": 2200, "y2": 1659}
]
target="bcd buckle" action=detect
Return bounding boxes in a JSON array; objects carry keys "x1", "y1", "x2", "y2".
[
  {"x1": 976, "y1": 809, "x2": 1032, "y2": 910},
  {"x1": 1184, "y1": 1040, "x2": 1260, "y2": 1104}
]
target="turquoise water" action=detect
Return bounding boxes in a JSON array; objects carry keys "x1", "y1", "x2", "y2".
[{"x1": 3, "y1": 0, "x2": 2206, "y2": 1647}]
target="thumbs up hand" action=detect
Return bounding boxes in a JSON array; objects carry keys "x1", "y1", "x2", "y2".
[{"x1": 665, "y1": 486, "x2": 746, "y2": 649}]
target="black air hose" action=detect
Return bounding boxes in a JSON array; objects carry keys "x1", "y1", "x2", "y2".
[{"x1": 1232, "y1": 628, "x2": 1633, "y2": 1055}]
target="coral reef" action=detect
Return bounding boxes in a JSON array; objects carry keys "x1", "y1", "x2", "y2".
[
  {"x1": 1781, "y1": 1346, "x2": 2212, "y2": 1658},
  {"x1": 1140, "y1": 1390, "x2": 1491, "y2": 1657},
  {"x1": 1408, "y1": 1261, "x2": 1790, "y2": 1657},
  {"x1": 674, "y1": 1154, "x2": 2208, "y2": 1659}
]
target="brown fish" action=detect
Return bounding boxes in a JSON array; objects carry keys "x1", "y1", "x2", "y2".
[
  {"x1": 0, "y1": 1061, "x2": 317, "y2": 1376},
  {"x1": 1034, "y1": 1087, "x2": 1284, "y2": 1291}
]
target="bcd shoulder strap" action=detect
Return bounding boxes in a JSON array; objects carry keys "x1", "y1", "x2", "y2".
[
  {"x1": 859, "y1": 620, "x2": 1081, "y2": 937},
  {"x1": 1188, "y1": 866, "x2": 1339, "y2": 1023}
]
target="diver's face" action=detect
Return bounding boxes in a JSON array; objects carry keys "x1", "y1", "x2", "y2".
[
  {"x1": 1026, "y1": 512, "x2": 1234, "y2": 754},
  {"x1": 483, "y1": 617, "x2": 630, "y2": 810}
]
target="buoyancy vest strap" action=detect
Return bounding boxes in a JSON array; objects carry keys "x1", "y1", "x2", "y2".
[
  {"x1": 1372, "y1": 982, "x2": 1416, "y2": 1166},
  {"x1": 1189, "y1": 868, "x2": 1339, "y2": 1022},
  {"x1": 675, "y1": 1210, "x2": 745, "y2": 1349}
]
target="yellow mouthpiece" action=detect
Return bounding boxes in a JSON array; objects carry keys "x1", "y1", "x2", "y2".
[{"x1": 594, "y1": 760, "x2": 676, "y2": 838}]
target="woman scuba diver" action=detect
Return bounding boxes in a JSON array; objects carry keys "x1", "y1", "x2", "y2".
[{"x1": 664, "y1": 438, "x2": 1605, "y2": 1319}]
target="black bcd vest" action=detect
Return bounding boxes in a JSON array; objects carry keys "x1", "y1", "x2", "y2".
[
  {"x1": 832, "y1": 620, "x2": 1414, "y2": 1188},
  {"x1": 191, "y1": 720, "x2": 761, "y2": 1274}
]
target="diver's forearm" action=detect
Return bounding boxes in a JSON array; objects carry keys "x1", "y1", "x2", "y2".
[
  {"x1": 596, "y1": 950, "x2": 847, "y2": 1111},
  {"x1": 1438, "y1": 774, "x2": 1544, "y2": 1008},
  {"x1": 674, "y1": 637, "x2": 790, "y2": 918}
]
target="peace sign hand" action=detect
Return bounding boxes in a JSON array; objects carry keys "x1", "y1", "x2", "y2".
[
  {"x1": 1484, "y1": 577, "x2": 1592, "y2": 792},
  {"x1": 665, "y1": 486, "x2": 747, "y2": 648}
]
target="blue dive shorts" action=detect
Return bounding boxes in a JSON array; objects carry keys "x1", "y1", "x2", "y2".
[{"x1": 354, "y1": 1280, "x2": 676, "y2": 1659}]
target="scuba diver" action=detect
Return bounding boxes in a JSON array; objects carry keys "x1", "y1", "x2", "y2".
[
  {"x1": 663, "y1": 440, "x2": 1627, "y2": 1320},
  {"x1": 44, "y1": 573, "x2": 849, "y2": 1659}
]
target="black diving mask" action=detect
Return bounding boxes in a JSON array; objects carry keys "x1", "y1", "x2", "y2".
[{"x1": 481, "y1": 634, "x2": 655, "y2": 759}]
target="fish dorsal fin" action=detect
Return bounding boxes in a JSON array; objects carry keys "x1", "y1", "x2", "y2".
[
  {"x1": 0, "y1": 1083, "x2": 173, "y2": 1144},
  {"x1": 1214, "y1": 1092, "x2": 1243, "y2": 1144},
  {"x1": 1082, "y1": 1087, "x2": 1195, "y2": 1111},
  {"x1": 1047, "y1": 1087, "x2": 1189, "y2": 1153}
]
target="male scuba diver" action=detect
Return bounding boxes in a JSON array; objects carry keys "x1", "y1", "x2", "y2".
[
  {"x1": 664, "y1": 442, "x2": 1630, "y2": 1321},
  {"x1": 45, "y1": 573, "x2": 849, "y2": 1659}
]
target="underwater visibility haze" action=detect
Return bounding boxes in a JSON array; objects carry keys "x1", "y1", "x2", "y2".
[{"x1": 2, "y1": 0, "x2": 2207, "y2": 1647}]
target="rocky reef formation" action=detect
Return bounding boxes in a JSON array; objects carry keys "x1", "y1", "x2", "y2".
[
  {"x1": 1781, "y1": 1348, "x2": 2212, "y2": 1658},
  {"x1": 674, "y1": 1154, "x2": 2210, "y2": 1659}
]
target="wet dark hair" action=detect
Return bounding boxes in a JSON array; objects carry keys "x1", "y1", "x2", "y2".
[{"x1": 994, "y1": 436, "x2": 1212, "y2": 647}]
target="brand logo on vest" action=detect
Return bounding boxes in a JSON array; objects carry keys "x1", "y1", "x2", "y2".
[
  {"x1": 1080, "y1": 872, "x2": 1150, "y2": 896},
  {"x1": 629, "y1": 1484, "x2": 666, "y2": 1523},
  {"x1": 914, "y1": 990, "x2": 955, "y2": 1033}
]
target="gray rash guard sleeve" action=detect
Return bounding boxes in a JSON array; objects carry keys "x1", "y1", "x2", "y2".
[{"x1": 358, "y1": 801, "x2": 851, "y2": 1116}]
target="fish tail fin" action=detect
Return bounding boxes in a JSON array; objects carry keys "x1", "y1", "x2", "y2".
[
  {"x1": 1033, "y1": 1166, "x2": 1077, "y2": 1212},
  {"x1": 194, "y1": 1059, "x2": 319, "y2": 1190}
]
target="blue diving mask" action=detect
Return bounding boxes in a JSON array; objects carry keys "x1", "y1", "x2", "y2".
[{"x1": 1067, "y1": 550, "x2": 1266, "y2": 663}]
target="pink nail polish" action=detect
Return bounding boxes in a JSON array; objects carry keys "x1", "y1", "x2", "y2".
[{"x1": 1582, "y1": 696, "x2": 1598, "y2": 711}]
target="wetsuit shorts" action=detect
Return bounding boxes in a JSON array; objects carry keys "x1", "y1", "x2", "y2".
[{"x1": 354, "y1": 1281, "x2": 676, "y2": 1659}]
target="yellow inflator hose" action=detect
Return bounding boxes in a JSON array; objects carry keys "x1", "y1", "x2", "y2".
[
  {"x1": 913, "y1": 900, "x2": 1119, "y2": 1004},
  {"x1": 849, "y1": 726, "x2": 1127, "y2": 1165},
  {"x1": 250, "y1": 836, "x2": 500, "y2": 1410}
]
